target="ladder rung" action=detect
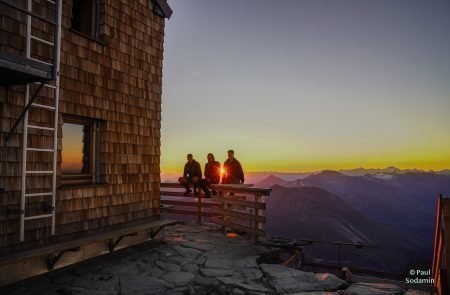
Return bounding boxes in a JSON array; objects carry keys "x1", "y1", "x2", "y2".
[
  {"x1": 26, "y1": 171, "x2": 53, "y2": 174},
  {"x1": 28, "y1": 125, "x2": 55, "y2": 131},
  {"x1": 26, "y1": 147, "x2": 55, "y2": 152},
  {"x1": 47, "y1": 0, "x2": 55, "y2": 4},
  {"x1": 28, "y1": 57, "x2": 53, "y2": 67},
  {"x1": 31, "y1": 35, "x2": 54, "y2": 46},
  {"x1": 31, "y1": 103, "x2": 56, "y2": 110},
  {"x1": 25, "y1": 192, "x2": 53, "y2": 197},
  {"x1": 24, "y1": 214, "x2": 52, "y2": 221},
  {"x1": 33, "y1": 82, "x2": 56, "y2": 89}
]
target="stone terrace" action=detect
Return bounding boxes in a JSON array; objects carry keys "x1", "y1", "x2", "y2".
[{"x1": 1, "y1": 223, "x2": 427, "y2": 295}]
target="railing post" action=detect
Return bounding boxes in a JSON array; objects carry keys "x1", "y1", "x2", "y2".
[
  {"x1": 222, "y1": 190, "x2": 228, "y2": 234},
  {"x1": 254, "y1": 193, "x2": 264, "y2": 244},
  {"x1": 197, "y1": 194, "x2": 202, "y2": 224},
  {"x1": 433, "y1": 193, "x2": 443, "y2": 285}
]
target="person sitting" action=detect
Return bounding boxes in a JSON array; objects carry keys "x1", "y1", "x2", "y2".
[
  {"x1": 222, "y1": 150, "x2": 245, "y2": 184},
  {"x1": 204, "y1": 153, "x2": 221, "y2": 195},
  {"x1": 178, "y1": 153, "x2": 202, "y2": 195}
]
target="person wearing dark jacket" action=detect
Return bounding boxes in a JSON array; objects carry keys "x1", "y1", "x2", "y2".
[
  {"x1": 222, "y1": 150, "x2": 245, "y2": 184},
  {"x1": 204, "y1": 153, "x2": 221, "y2": 195},
  {"x1": 178, "y1": 154, "x2": 202, "y2": 195}
]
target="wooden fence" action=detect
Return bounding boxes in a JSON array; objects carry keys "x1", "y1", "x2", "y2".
[
  {"x1": 160, "y1": 183, "x2": 271, "y2": 242},
  {"x1": 432, "y1": 194, "x2": 450, "y2": 295}
]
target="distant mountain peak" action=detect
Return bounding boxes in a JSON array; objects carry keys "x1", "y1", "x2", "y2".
[
  {"x1": 264, "y1": 174, "x2": 285, "y2": 181},
  {"x1": 384, "y1": 166, "x2": 401, "y2": 173},
  {"x1": 255, "y1": 175, "x2": 287, "y2": 188},
  {"x1": 315, "y1": 170, "x2": 346, "y2": 177}
]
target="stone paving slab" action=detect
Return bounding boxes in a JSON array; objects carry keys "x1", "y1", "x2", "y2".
[{"x1": 0, "y1": 223, "x2": 428, "y2": 295}]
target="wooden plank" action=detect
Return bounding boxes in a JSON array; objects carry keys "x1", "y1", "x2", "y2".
[
  {"x1": 210, "y1": 196, "x2": 266, "y2": 210},
  {"x1": 164, "y1": 208, "x2": 220, "y2": 218},
  {"x1": 161, "y1": 199, "x2": 220, "y2": 208},
  {"x1": 0, "y1": 219, "x2": 177, "y2": 265},
  {"x1": 211, "y1": 207, "x2": 266, "y2": 223},
  {"x1": 210, "y1": 217, "x2": 265, "y2": 237},
  {"x1": 160, "y1": 191, "x2": 211, "y2": 198},
  {"x1": 211, "y1": 184, "x2": 271, "y2": 195}
]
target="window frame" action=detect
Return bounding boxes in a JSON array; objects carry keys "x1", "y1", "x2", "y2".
[
  {"x1": 61, "y1": 115, "x2": 101, "y2": 187},
  {"x1": 71, "y1": 0, "x2": 100, "y2": 40}
]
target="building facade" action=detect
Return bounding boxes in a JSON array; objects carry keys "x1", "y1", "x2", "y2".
[{"x1": 0, "y1": 0, "x2": 171, "y2": 255}]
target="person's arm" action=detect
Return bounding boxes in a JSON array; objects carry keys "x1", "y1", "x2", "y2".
[
  {"x1": 196, "y1": 162, "x2": 202, "y2": 178},
  {"x1": 204, "y1": 164, "x2": 208, "y2": 179},
  {"x1": 183, "y1": 164, "x2": 188, "y2": 178},
  {"x1": 238, "y1": 161, "x2": 245, "y2": 183}
]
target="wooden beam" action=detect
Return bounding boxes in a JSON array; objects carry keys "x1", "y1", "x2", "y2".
[
  {"x1": 210, "y1": 196, "x2": 266, "y2": 210},
  {"x1": 160, "y1": 191, "x2": 211, "y2": 198},
  {"x1": 211, "y1": 207, "x2": 266, "y2": 223},
  {"x1": 161, "y1": 199, "x2": 219, "y2": 208},
  {"x1": 211, "y1": 184, "x2": 271, "y2": 195},
  {"x1": 0, "y1": 218, "x2": 177, "y2": 265},
  {"x1": 164, "y1": 208, "x2": 220, "y2": 218}
]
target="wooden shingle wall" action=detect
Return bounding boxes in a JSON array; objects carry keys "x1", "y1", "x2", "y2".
[{"x1": 0, "y1": 0, "x2": 165, "y2": 253}]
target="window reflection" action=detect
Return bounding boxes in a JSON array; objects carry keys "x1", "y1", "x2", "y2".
[{"x1": 62, "y1": 123, "x2": 91, "y2": 174}]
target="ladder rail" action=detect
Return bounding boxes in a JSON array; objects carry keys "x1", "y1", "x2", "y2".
[
  {"x1": 19, "y1": 0, "x2": 62, "y2": 242},
  {"x1": 19, "y1": 0, "x2": 33, "y2": 243},
  {"x1": 51, "y1": 0, "x2": 62, "y2": 236}
]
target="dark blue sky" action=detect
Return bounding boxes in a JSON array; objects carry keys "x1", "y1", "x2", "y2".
[{"x1": 161, "y1": 0, "x2": 450, "y2": 172}]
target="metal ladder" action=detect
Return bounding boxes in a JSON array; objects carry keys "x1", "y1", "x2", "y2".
[{"x1": 19, "y1": 0, "x2": 62, "y2": 242}]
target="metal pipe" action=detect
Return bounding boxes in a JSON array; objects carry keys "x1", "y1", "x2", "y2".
[
  {"x1": 4, "y1": 82, "x2": 44, "y2": 143},
  {"x1": 51, "y1": 0, "x2": 62, "y2": 236},
  {"x1": 19, "y1": 0, "x2": 33, "y2": 242}
]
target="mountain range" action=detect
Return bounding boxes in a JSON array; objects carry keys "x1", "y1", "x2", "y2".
[{"x1": 257, "y1": 170, "x2": 450, "y2": 273}]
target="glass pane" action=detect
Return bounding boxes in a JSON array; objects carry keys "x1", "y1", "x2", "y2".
[{"x1": 62, "y1": 122, "x2": 91, "y2": 174}]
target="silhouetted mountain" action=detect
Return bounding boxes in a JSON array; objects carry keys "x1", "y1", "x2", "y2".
[
  {"x1": 255, "y1": 175, "x2": 289, "y2": 188},
  {"x1": 437, "y1": 169, "x2": 450, "y2": 175},
  {"x1": 266, "y1": 185, "x2": 428, "y2": 273},
  {"x1": 289, "y1": 171, "x2": 438, "y2": 239},
  {"x1": 339, "y1": 166, "x2": 402, "y2": 176}
]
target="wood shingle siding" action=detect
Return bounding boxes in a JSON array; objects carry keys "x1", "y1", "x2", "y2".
[{"x1": 0, "y1": 0, "x2": 166, "y2": 254}]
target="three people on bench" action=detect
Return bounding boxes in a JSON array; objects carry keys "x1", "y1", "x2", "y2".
[{"x1": 178, "y1": 150, "x2": 245, "y2": 196}]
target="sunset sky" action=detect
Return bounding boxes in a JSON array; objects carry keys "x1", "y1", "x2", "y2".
[{"x1": 160, "y1": 0, "x2": 450, "y2": 173}]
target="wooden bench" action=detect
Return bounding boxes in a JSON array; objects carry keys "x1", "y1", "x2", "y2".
[{"x1": 0, "y1": 218, "x2": 177, "y2": 286}]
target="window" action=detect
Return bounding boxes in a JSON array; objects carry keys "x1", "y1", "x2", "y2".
[
  {"x1": 71, "y1": 0, "x2": 99, "y2": 38},
  {"x1": 61, "y1": 116, "x2": 100, "y2": 186}
]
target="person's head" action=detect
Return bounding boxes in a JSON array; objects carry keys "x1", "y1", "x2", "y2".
[
  {"x1": 227, "y1": 150, "x2": 234, "y2": 161},
  {"x1": 207, "y1": 153, "x2": 215, "y2": 162},
  {"x1": 187, "y1": 153, "x2": 193, "y2": 163}
]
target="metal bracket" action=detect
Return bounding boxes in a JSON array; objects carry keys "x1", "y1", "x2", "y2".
[
  {"x1": 150, "y1": 226, "x2": 163, "y2": 239},
  {"x1": 3, "y1": 81, "x2": 45, "y2": 143},
  {"x1": 47, "y1": 247, "x2": 80, "y2": 270},
  {"x1": 107, "y1": 233, "x2": 138, "y2": 252}
]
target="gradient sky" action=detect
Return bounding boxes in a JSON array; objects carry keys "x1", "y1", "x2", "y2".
[
  {"x1": 62, "y1": 123, "x2": 84, "y2": 173},
  {"x1": 161, "y1": 0, "x2": 450, "y2": 173}
]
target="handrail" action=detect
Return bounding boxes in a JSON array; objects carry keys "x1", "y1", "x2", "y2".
[
  {"x1": 432, "y1": 193, "x2": 450, "y2": 295},
  {"x1": 160, "y1": 183, "x2": 271, "y2": 242}
]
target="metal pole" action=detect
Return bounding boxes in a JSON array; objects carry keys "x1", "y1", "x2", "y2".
[
  {"x1": 51, "y1": 0, "x2": 62, "y2": 236},
  {"x1": 20, "y1": 0, "x2": 33, "y2": 242},
  {"x1": 4, "y1": 83, "x2": 44, "y2": 143}
]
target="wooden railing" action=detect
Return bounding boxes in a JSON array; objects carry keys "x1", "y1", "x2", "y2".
[
  {"x1": 160, "y1": 183, "x2": 271, "y2": 242},
  {"x1": 432, "y1": 194, "x2": 450, "y2": 295}
]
